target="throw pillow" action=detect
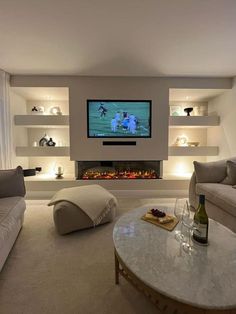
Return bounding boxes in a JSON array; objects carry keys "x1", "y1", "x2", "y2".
[
  {"x1": 193, "y1": 160, "x2": 227, "y2": 183},
  {"x1": 222, "y1": 160, "x2": 236, "y2": 185},
  {"x1": 0, "y1": 166, "x2": 26, "y2": 198}
]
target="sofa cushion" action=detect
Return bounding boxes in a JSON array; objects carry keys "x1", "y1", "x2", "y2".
[
  {"x1": 222, "y1": 160, "x2": 236, "y2": 185},
  {"x1": 0, "y1": 166, "x2": 26, "y2": 198},
  {"x1": 196, "y1": 183, "x2": 236, "y2": 217},
  {"x1": 0, "y1": 197, "x2": 26, "y2": 249},
  {"x1": 193, "y1": 160, "x2": 227, "y2": 183}
]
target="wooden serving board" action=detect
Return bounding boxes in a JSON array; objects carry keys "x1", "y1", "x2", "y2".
[{"x1": 141, "y1": 214, "x2": 179, "y2": 231}]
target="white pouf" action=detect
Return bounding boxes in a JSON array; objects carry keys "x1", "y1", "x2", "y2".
[{"x1": 49, "y1": 185, "x2": 118, "y2": 235}]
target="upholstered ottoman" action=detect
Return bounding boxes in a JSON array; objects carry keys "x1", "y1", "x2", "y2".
[{"x1": 48, "y1": 185, "x2": 117, "y2": 235}]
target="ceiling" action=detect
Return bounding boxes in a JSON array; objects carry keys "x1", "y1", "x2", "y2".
[{"x1": 1, "y1": 0, "x2": 236, "y2": 76}]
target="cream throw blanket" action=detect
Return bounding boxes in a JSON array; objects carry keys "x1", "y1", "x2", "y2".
[{"x1": 48, "y1": 185, "x2": 117, "y2": 226}]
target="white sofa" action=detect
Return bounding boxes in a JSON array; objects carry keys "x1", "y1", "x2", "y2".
[
  {"x1": 189, "y1": 158, "x2": 236, "y2": 233},
  {"x1": 0, "y1": 166, "x2": 26, "y2": 271}
]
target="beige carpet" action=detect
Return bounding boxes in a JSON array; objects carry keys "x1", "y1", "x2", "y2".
[{"x1": 0, "y1": 198, "x2": 175, "y2": 314}]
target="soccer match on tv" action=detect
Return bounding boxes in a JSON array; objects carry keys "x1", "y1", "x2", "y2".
[{"x1": 87, "y1": 100, "x2": 151, "y2": 138}]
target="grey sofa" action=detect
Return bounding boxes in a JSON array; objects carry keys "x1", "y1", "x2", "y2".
[
  {"x1": 0, "y1": 166, "x2": 26, "y2": 271},
  {"x1": 189, "y1": 158, "x2": 236, "y2": 233}
]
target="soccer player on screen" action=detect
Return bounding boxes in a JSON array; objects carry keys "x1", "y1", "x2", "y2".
[
  {"x1": 111, "y1": 117, "x2": 118, "y2": 132},
  {"x1": 129, "y1": 119, "x2": 136, "y2": 134},
  {"x1": 122, "y1": 117, "x2": 129, "y2": 131},
  {"x1": 128, "y1": 114, "x2": 137, "y2": 134},
  {"x1": 115, "y1": 111, "x2": 121, "y2": 124},
  {"x1": 98, "y1": 104, "x2": 107, "y2": 118}
]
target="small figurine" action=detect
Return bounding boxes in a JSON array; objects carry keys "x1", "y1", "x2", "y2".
[
  {"x1": 31, "y1": 106, "x2": 38, "y2": 112},
  {"x1": 31, "y1": 105, "x2": 44, "y2": 115}
]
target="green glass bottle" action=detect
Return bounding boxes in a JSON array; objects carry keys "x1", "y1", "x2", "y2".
[{"x1": 192, "y1": 195, "x2": 209, "y2": 244}]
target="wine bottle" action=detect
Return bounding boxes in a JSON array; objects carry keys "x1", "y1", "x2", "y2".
[{"x1": 192, "y1": 195, "x2": 209, "y2": 244}]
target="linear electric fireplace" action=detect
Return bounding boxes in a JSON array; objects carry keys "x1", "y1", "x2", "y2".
[{"x1": 76, "y1": 161, "x2": 162, "y2": 180}]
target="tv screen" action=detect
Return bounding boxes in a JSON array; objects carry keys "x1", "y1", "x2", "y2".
[{"x1": 87, "y1": 100, "x2": 152, "y2": 138}]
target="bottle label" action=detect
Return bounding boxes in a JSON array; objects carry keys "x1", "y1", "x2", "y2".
[{"x1": 193, "y1": 222, "x2": 208, "y2": 240}]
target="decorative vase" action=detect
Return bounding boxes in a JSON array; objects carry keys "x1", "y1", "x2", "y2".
[
  {"x1": 50, "y1": 106, "x2": 62, "y2": 115},
  {"x1": 46, "y1": 138, "x2": 56, "y2": 146},
  {"x1": 39, "y1": 134, "x2": 49, "y2": 146}
]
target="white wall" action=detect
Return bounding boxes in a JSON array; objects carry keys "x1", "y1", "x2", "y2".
[
  {"x1": 26, "y1": 100, "x2": 74, "y2": 174},
  {"x1": 163, "y1": 156, "x2": 206, "y2": 175},
  {"x1": 165, "y1": 101, "x2": 208, "y2": 175},
  {"x1": 28, "y1": 157, "x2": 74, "y2": 176},
  {"x1": 69, "y1": 77, "x2": 169, "y2": 161},
  {"x1": 169, "y1": 101, "x2": 208, "y2": 116},
  {"x1": 207, "y1": 77, "x2": 236, "y2": 161},
  {"x1": 169, "y1": 128, "x2": 207, "y2": 146},
  {"x1": 164, "y1": 127, "x2": 207, "y2": 175},
  {"x1": 10, "y1": 90, "x2": 29, "y2": 168},
  {"x1": 10, "y1": 75, "x2": 233, "y2": 173},
  {"x1": 27, "y1": 128, "x2": 69, "y2": 147},
  {"x1": 27, "y1": 100, "x2": 69, "y2": 115}
]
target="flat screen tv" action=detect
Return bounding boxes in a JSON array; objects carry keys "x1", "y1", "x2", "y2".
[{"x1": 87, "y1": 100, "x2": 152, "y2": 138}]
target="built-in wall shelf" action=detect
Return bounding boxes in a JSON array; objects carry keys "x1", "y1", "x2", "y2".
[
  {"x1": 16, "y1": 146, "x2": 70, "y2": 156},
  {"x1": 14, "y1": 115, "x2": 69, "y2": 128},
  {"x1": 168, "y1": 146, "x2": 219, "y2": 156},
  {"x1": 169, "y1": 116, "x2": 220, "y2": 128}
]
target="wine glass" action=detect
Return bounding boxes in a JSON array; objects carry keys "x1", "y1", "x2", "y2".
[
  {"x1": 181, "y1": 201, "x2": 196, "y2": 254},
  {"x1": 174, "y1": 198, "x2": 186, "y2": 242}
]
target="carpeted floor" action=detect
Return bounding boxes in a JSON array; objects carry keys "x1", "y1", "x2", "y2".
[{"x1": 0, "y1": 198, "x2": 175, "y2": 314}]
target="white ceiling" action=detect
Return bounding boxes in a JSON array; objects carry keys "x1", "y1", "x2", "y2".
[{"x1": 1, "y1": 0, "x2": 236, "y2": 76}]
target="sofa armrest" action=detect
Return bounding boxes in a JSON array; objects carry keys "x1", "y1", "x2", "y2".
[
  {"x1": 0, "y1": 166, "x2": 26, "y2": 198},
  {"x1": 189, "y1": 172, "x2": 198, "y2": 210}
]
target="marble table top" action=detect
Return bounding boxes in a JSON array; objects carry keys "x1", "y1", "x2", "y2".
[{"x1": 113, "y1": 204, "x2": 236, "y2": 310}]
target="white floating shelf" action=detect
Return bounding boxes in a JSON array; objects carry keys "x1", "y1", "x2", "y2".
[
  {"x1": 16, "y1": 146, "x2": 70, "y2": 156},
  {"x1": 169, "y1": 116, "x2": 220, "y2": 128},
  {"x1": 168, "y1": 146, "x2": 219, "y2": 156},
  {"x1": 14, "y1": 115, "x2": 69, "y2": 128}
]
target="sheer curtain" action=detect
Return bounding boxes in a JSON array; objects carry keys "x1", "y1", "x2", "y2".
[{"x1": 0, "y1": 69, "x2": 13, "y2": 169}]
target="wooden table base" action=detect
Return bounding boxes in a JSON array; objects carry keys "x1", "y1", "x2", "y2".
[{"x1": 114, "y1": 249, "x2": 236, "y2": 314}]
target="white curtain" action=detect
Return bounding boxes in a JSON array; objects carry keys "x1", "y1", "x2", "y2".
[{"x1": 0, "y1": 69, "x2": 13, "y2": 169}]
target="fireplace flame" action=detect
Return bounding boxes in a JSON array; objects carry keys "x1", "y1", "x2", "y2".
[{"x1": 82, "y1": 169, "x2": 158, "y2": 180}]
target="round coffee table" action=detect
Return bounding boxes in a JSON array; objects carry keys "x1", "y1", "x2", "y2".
[{"x1": 113, "y1": 205, "x2": 236, "y2": 314}]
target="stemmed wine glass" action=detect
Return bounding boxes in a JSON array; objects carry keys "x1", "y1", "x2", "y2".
[
  {"x1": 181, "y1": 202, "x2": 196, "y2": 255},
  {"x1": 174, "y1": 198, "x2": 186, "y2": 242}
]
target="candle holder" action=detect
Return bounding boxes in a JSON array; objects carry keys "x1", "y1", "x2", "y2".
[
  {"x1": 55, "y1": 165, "x2": 64, "y2": 179},
  {"x1": 184, "y1": 107, "x2": 193, "y2": 116}
]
